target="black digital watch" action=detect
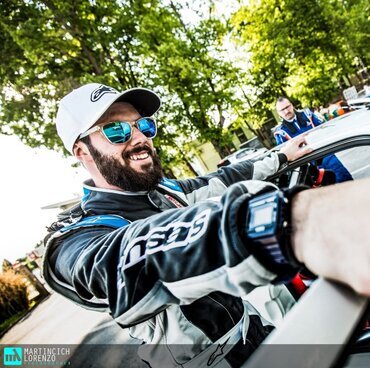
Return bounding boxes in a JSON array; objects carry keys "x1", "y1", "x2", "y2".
[{"x1": 245, "y1": 189, "x2": 303, "y2": 281}]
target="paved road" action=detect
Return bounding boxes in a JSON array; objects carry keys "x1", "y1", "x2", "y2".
[
  {"x1": 0, "y1": 287, "x2": 279, "y2": 368},
  {"x1": 1, "y1": 292, "x2": 146, "y2": 367}
]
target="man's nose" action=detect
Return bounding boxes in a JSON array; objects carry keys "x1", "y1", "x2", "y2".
[{"x1": 130, "y1": 126, "x2": 148, "y2": 145}]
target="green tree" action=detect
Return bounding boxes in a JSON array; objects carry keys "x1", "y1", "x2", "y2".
[
  {"x1": 0, "y1": 0, "x2": 148, "y2": 151},
  {"x1": 139, "y1": 1, "x2": 242, "y2": 157},
  {"x1": 0, "y1": 0, "x2": 248, "y2": 172},
  {"x1": 340, "y1": 0, "x2": 370, "y2": 67},
  {"x1": 231, "y1": 0, "x2": 361, "y2": 117}
]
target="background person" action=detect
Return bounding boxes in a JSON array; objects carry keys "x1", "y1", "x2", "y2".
[
  {"x1": 274, "y1": 96, "x2": 353, "y2": 183},
  {"x1": 274, "y1": 97, "x2": 324, "y2": 144}
]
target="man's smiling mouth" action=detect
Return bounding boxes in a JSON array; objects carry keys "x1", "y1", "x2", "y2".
[{"x1": 129, "y1": 152, "x2": 150, "y2": 161}]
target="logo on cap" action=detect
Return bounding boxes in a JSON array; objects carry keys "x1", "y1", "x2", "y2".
[{"x1": 90, "y1": 85, "x2": 118, "y2": 102}]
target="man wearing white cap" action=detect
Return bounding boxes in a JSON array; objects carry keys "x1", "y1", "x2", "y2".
[{"x1": 42, "y1": 83, "x2": 370, "y2": 367}]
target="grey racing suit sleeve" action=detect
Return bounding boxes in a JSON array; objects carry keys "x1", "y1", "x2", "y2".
[
  {"x1": 252, "y1": 153, "x2": 281, "y2": 180},
  {"x1": 176, "y1": 153, "x2": 281, "y2": 205},
  {"x1": 44, "y1": 180, "x2": 279, "y2": 328}
]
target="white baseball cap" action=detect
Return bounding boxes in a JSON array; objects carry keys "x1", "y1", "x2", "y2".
[{"x1": 56, "y1": 83, "x2": 161, "y2": 153}]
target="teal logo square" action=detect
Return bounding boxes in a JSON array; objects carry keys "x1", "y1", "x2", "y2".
[{"x1": 3, "y1": 347, "x2": 22, "y2": 366}]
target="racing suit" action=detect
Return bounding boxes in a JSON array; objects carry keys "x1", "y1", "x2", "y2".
[
  {"x1": 43, "y1": 153, "x2": 292, "y2": 368},
  {"x1": 274, "y1": 109, "x2": 352, "y2": 183}
]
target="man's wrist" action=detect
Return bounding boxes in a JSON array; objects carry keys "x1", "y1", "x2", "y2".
[
  {"x1": 242, "y1": 186, "x2": 309, "y2": 282},
  {"x1": 278, "y1": 152, "x2": 288, "y2": 166},
  {"x1": 290, "y1": 188, "x2": 313, "y2": 265}
]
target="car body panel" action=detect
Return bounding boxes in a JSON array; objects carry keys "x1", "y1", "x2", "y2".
[
  {"x1": 243, "y1": 280, "x2": 368, "y2": 368},
  {"x1": 242, "y1": 107, "x2": 370, "y2": 368}
]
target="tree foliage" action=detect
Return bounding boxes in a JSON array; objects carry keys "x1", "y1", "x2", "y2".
[
  {"x1": 231, "y1": 0, "x2": 368, "y2": 115},
  {"x1": 342, "y1": 0, "x2": 370, "y2": 66},
  {"x1": 0, "y1": 0, "x2": 245, "y2": 170},
  {"x1": 0, "y1": 0, "x2": 368, "y2": 167}
]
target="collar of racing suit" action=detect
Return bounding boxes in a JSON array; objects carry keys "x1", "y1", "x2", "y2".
[{"x1": 80, "y1": 178, "x2": 189, "y2": 222}]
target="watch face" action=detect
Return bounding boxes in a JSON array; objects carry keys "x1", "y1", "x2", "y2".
[{"x1": 250, "y1": 205, "x2": 274, "y2": 228}]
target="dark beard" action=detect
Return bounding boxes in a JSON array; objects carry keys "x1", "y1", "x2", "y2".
[{"x1": 87, "y1": 143, "x2": 164, "y2": 192}]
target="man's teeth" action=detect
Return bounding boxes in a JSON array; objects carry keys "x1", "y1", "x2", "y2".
[{"x1": 129, "y1": 152, "x2": 150, "y2": 161}]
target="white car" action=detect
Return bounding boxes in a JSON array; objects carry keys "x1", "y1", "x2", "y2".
[
  {"x1": 217, "y1": 146, "x2": 268, "y2": 167},
  {"x1": 243, "y1": 108, "x2": 370, "y2": 368},
  {"x1": 347, "y1": 97, "x2": 370, "y2": 110},
  {"x1": 270, "y1": 107, "x2": 370, "y2": 182}
]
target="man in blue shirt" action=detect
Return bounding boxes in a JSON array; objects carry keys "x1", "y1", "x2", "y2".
[
  {"x1": 274, "y1": 97, "x2": 323, "y2": 145},
  {"x1": 274, "y1": 97, "x2": 352, "y2": 183}
]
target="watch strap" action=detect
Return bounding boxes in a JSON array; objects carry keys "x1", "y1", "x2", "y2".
[{"x1": 244, "y1": 185, "x2": 309, "y2": 282}]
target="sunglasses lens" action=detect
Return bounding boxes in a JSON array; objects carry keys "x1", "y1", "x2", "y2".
[
  {"x1": 103, "y1": 122, "x2": 131, "y2": 143},
  {"x1": 137, "y1": 118, "x2": 157, "y2": 138},
  {"x1": 102, "y1": 118, "x2": 156, "y2": 144}
]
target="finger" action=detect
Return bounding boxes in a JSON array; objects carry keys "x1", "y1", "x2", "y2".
[
  {"x1": 299, "y1": 146, "x2": 313, "y2": 155},
  {"x1": 294, "y1": 135, "x2": 308, "y2": 145}
]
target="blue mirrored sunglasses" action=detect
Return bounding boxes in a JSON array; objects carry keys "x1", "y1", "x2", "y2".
[{"x1": 79, "y1": 117, "x2": 157, "y2": 144}]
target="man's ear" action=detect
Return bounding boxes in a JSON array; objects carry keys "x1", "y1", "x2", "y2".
[{"x1": 73, "y1": 141, "x2": 92, "y2": 163}]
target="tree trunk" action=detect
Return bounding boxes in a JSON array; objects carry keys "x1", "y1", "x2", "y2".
[
  {"x1": 211, "y1": 138, "x2": 230, "y2": 158},
  {"x1": 178, "y1": 148, "x2": 199, "y2": 176}
]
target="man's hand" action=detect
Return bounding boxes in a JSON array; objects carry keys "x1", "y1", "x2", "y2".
[
  {"x1": 280, "y1": 134, "x2": 313, "y2": 162},
  {"x1": 291, "y1": 178, "x2": 370, "y2": 296}
]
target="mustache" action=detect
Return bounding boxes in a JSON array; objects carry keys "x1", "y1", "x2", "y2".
[{"x1": 122, "y1": 144, "x2": 154, "y2": 159}]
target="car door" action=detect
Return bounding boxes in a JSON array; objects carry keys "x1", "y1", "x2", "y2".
[{"x1": 243, "y1": 137, "x2": 370, "y2": 368}]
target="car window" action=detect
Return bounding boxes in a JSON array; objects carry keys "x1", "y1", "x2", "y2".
[
  {"x1": 336, "y1": 146, "x2": 370, "y2": 180},
  {"x1": 270, "y1": 144, "x2": 370, "y2": 189}
]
